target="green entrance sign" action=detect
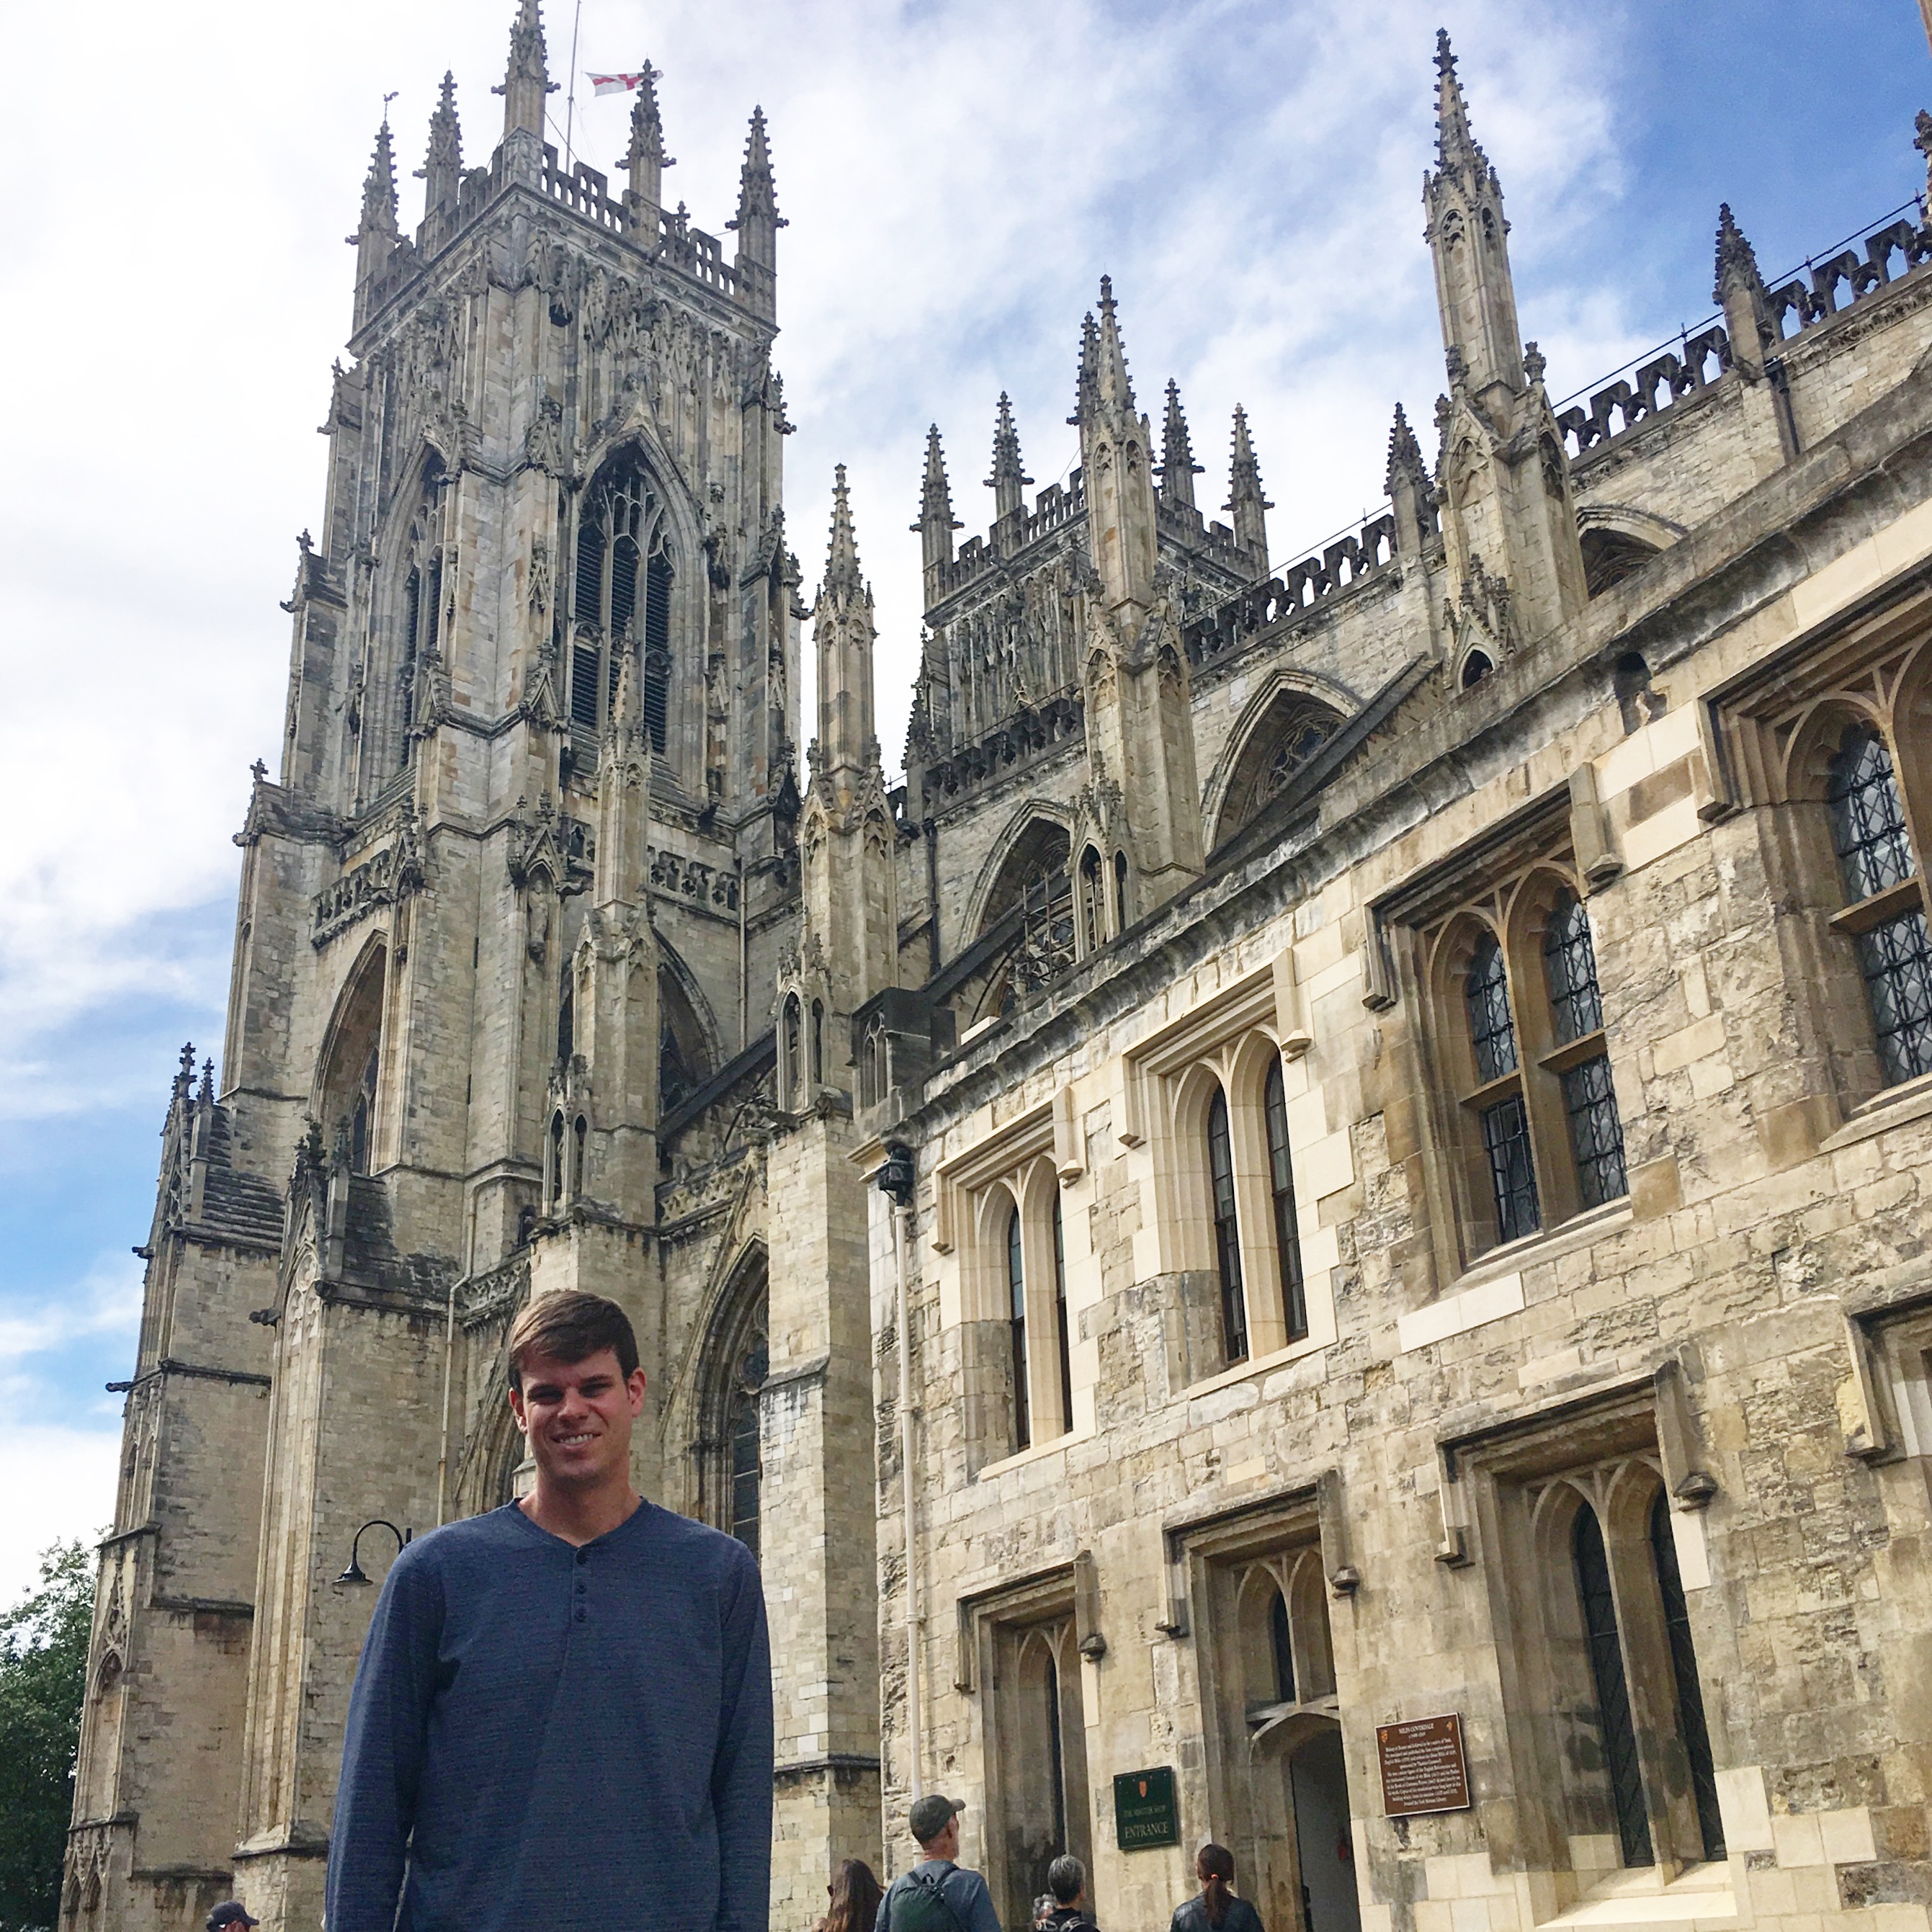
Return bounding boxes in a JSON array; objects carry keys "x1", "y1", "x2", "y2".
[{"x1": 1114, "y1": 1766, "x2": 1181, "y2": 1850}]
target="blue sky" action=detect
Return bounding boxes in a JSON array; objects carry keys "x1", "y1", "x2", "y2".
[{"x1": 0, "y1": 0, "x2": 1924, "y2": 1605}]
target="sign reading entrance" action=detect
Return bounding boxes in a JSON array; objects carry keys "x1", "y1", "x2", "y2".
[
  {"x1": 1376, "y1": 1713, "x2": 1472, "y2": 1817},
  {"x1": 1114, "y1": 1766, "x2": 1181, "y2": 1849}
]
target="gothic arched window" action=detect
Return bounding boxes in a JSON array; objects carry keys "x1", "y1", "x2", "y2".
[
  {"x1": 1008, "y1": 1204, "x2": 1030, "y2": 1453},
  {"x1": 726, "y1": 1336, "x2": 769, "y2": 1555},
  {"x1": 1214, "y1": 689, "x2": 1343, "y2": 847},
  {"x1": 1464, "y1": 933, "x2": 1539, "y2": 1243},
  {"x1": 1052, "y1": 1195, "x2": 1072, "y2": 1432},
  {"x1": 1543, "y1": 893, "x2": 1627, "y2": 1207},
  {"x1": 1264, "y1": 1059, "x2": 1307, "y2": 1342},
  {"x1": 1206, "y1": 1086, "x2": 1247, "y2": 1364},
  {"x1": 1078, "y1": 846, "x2": 1105, "y2": 954},
  {"x1": 704, "y1": 1256, "x2": 769, "y2": 1555},
  {"x1": 571, "y1": 455, "x2": 674, "y2": 749},
  {"x1": 1112, "y1": 851, "x2": 1129, "y2": 933},
  {"x1": 1827, "y1": 724, "x2": 1932, "y2": 1086}
]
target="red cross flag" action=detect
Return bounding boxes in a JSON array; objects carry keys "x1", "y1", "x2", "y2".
[{"x1": 588, "y1": 72, "x2": 648, "y2": 97}]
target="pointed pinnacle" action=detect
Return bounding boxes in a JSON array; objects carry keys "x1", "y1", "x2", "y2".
[
  {"x1": 1386, "y1": 402, "x2": 1426, "y2": 493},
  {"x1": 1160, "y1": 379, "x2": 1202, "y2": 478},
  {"x1": 626, "y1": 61, "x2": 674, "y2": 171},
  {"x1": 826, "y1": 464, "x2": 864, "y2": 591},
  {"x1": 985, "y1": 393, "x2": 1033, "y2": 493},
  {"x1": 1712, "y1": 202, "x2": 1763, "y2": 303},
  {"x1": 416, "y1": 72, "x2": 462, "y2": 184},
  {"x1": 1433, "y1": 27, "x2": 1487, "y2": 174},
  {"x1": 352, "y1": 122, "x2": 399, "y2": 242},
  {"x1": 1070, "y1": 312, "x2": 1102, "y2": 424},
  {"x1": 1092, "y1": 275, "x2": 1136, "y2": 413},
  {"x1": 735, "y1": 107, "x2": 782, "y2": 225},
  {"x1": 915, "y1": 424, "x2": 962, "y2": 531},
  {"x1": 1227, "y1": 406, "x2": 1273, "y2": 511}
]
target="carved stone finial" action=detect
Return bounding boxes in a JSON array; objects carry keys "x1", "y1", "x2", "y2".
[
  {"x1": 1521, "y1": 341, "x2": 1547, "y2": 387},
  {"x1": 251, "y1": 759, "x2": 268, "y2": 784}
]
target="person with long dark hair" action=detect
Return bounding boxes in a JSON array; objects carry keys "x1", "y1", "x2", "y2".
[
  {"x1": 818, "y1": 1857, "x2": 885, "y2": 1932},
  {"x1": 1169, "y1": 1843, "x2": 1264, "y2": 1932}
]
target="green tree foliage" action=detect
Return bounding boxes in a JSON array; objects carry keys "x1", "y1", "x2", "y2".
[{"x1": 0, "y1": 1542, "x2": 94, "y2": 1932}]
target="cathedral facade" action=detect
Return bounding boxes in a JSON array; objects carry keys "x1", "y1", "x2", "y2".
[{"x1": 68, "y1": 9, "x2": 1932, "y2": 1932}]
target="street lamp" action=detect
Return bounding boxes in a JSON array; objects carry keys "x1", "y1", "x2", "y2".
[{"x1": 337, "y1": 1519, "x2": 412, "y2": 1586}]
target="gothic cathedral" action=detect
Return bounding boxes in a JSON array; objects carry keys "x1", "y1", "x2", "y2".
[{"x1": 71, "y1": 9, "x2": 1932, "y2": 1932}]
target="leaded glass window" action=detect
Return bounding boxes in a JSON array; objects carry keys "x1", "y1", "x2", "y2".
[
  {"x1": 1561, "y1": 1055, "x2": 1627, "y2": 1207},
  {"x1": 727, "y1": 1337, "x2": 767, "y2": 1556},
  {"x1": 1481, "y1": 1094, "x2": 1540, "y2": 1243},
  {"x1": 1009, "y1": 1205, "x2": 1030, "y2": 1452},
  {"x1": 1207, "y1": 1088, "x2": 1248, "y2": 1364},
  {"x1": 1543, "y1": 893, "x2": 1605, "y2": 1043},
  {"x1": 1574, "y1": 1503, "x2": 1652, "y2": 1868},
  {"x1": 1650, "y1": 1493, "x2": 1725, "y2": 1861},
  {"x1": 1052, "y1": 1196, "x2": 1072, "y2": 1435},
  {"x1": 1465, "y1": 934, "x2": 1518, "y2": 1082},
  {"x1": 1828, "y1": 725, "x2": 1915, "y2": 900},
  {"x1": 1856, "y1": 914, "x2": 1932, "y2": 1084},
  {"x1": 1264, "y1": 1059, "x2": 1307, "y2": 1341},
  {"x1": 1828, "y1": 726, "x2": 1932, "y2": 1086}
]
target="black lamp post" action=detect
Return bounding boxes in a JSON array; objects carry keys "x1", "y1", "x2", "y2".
[{"x1": 338, "y1": 1519, "x2": 412, "y2": 1586}]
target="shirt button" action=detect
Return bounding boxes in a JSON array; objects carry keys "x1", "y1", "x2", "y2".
[
  {"x1": 576, "y1": 1581, "x2": 586, "y2": 1596},
  {"x1": 575, "y1": 1550, "x2": 589, "y2": 1566},
  {"x1": 576, "y1": 1608, "x2": 587, "y2": 1622}
]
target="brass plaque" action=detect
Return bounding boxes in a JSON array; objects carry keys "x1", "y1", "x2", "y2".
[{"x1": 1376, "y1": 1713, "x2": 1472, "y2": 1817}]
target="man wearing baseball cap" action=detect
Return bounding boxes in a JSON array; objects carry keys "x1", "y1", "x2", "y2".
[
  {"x1": 205, "y1": 1905, "x2": 258, "y2": 1931},
  {"x1": 878, "y1": 1794, "x2": 1001, "y2": 1932}
]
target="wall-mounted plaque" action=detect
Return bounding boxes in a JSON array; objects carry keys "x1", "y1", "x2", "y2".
[
  {"x1": 1114, "y1": 1766, "x2": 1181, "y2": 1850},
  {"x1": 1376, "y1": 1713, "x2": 1472, "y2": 1817}
]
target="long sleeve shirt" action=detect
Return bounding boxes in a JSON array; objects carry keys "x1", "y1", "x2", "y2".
[{"x1": 325, "y1": 1498, "x2": 772, "y2": 1932}]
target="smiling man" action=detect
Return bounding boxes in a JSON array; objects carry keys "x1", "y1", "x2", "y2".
[{"x1": 325, "y1": 1290, "x2": 774, "y2": 1932}]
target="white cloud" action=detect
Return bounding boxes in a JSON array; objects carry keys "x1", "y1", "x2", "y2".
[{"x1": 0, "y1": 1255, "x2": 141, "y2": 1607}]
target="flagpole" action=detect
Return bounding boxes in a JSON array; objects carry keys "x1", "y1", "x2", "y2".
[{"x1": 563, "y1": 0, "x2": 584, "y2": 171}]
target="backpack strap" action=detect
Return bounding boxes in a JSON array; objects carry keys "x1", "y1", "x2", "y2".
[{"x1": 908, "y1": 1867, "x2": 974, "y2": 1932}]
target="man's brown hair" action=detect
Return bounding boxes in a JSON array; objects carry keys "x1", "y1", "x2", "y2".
[{"x1": 506, "y1": 1290, "x2": 640, "y2": 1391}]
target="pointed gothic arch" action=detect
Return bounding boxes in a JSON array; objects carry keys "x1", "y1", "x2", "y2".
[
  {"x1": 655, "y1": 936, "x2": 719, "y2": 1112},
  {"x1": 962, "y1": 810, "x2": 1075, "y2": 1020},
  {"x1": 1205, "y1": 674, "x2": 1352, "y2": 851},
  {"x1": 689, "y1": 1243, "x2": 769, "y2": 1555},
  {"x1": 1578, "y1": 504, "x2": 1683, "y2": 599},
  {"x1": 370, "y1": 450, "x2": 448, "y2": 785},
  {"x1": 313, "y1": 937, "x2": 388, "y2": 1174},
  {"x1": 568, "y1": 434, "x2": 702, "y2": 782}
]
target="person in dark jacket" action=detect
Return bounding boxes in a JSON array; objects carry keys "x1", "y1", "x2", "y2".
[
  {"x1": 1169, "y1": 1843, "x2": 1265, "y2": 1932},
  {"x1": 325, "y1": 1290, "x2": 774, "y2": 1932},
  {"x1": 1043, "y1": 1853, "x2": 1099, "y2": 1929}
]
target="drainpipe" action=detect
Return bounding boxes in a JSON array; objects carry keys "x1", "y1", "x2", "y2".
[
  {"x1": 879, "y1": 1146, "x2": 922, "y2": 1802},
  {"x1": 436, "y1": 1271, "x2": 457, "y2": 1525}
]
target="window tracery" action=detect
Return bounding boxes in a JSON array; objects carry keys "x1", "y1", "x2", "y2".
[{"x1": 571, "y1": 453, "x2": 674, "y2": 749}]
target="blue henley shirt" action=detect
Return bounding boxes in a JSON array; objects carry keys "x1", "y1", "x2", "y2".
[{"x1": 325, "y1": 1497, "x2": 773, "y2": 1932}]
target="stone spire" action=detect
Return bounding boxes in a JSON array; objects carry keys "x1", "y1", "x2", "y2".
[
  {"x1": 800, "y1": 468, "x2": 896, "y2": 1017},
  {"x1": 348, "y1": 120, "x2": 400, "y2": 324},
  {"x1": 496, "y1": 0, "x2": 556, "y2": 146},
  {"x1": 417, "y1": 73, "x2": 463, "y2": 221},
  {"x1": 813, "y1": 467, "x2": 878, "y2": 780},
  {"x1": 1227, "y1": 406, "x2": 1271, "y2": 562},
  {"x1": 1076, "y1": 277, "x2": 1158, "y2": 617},
  {"x1": 1385, "y1": 402, "x2": 1432, "y2": 556},
  {"x1": 1713, "y1": 203, "x2": 1771, "y2": 369},
  {"x1": 1073, "y1": 276, "x2": 1204, "y2": 916},
  {"x1": 1423, "y1": 30, "x2": 1524, "y2": 398},
  {"x1": 1158, "y1": 380, "x2": 1202, "y2": 512},
  {"x1": 985, "y1": 394, "x2": 1033, "y2": 523},
  {"x1": 913, "y1": 425, "x2": 961, "y2": 604},
  {"x1": 730, "y1": 108, "x2": 784, "y2": 321},
  {"x1": 624, "y1": 62, "x2": 674, "y2": 238}
]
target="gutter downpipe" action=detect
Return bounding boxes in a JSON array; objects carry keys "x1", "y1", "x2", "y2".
[{"x1": 892, "y1": 1193, "x2": 922, "y2": 1802}]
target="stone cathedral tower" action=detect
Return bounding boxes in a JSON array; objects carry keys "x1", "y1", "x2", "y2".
[{"x1": 66, "y1": 8, "x2": 885, "y2": 1928}]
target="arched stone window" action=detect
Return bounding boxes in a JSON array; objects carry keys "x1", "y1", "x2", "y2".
[
  {"x1": 1215, "y1": 689, "x2": 1344, "y2": 847},
  {"x1": 1078, "y1": 846, "x2": 1105, "y2": 956},
  {"x1": 1418, "y1": 868, "x2": 1628, "y2": 1266},
  {"x1": 1207, "y1": 1084, "x2": 1247, "y2": 1364},
  {"x1": 1051, "y1": 1196, "x2": 1072, "y2": 1431},
  {"x1": 1461, "y1": 648, "x2": 1493, "y2": 689},
  {"x1": 699, "y1": 1253, "x2": 769, "y2": 1556},
  {"x1": 387, "y1": 457, "x2": 444, "y2": 774},
  {"x1": 1825, "y1": 723, "x2": 1932, "y2": 1086},
  {"x1": 967, "y1": 818, "x2": 1073, "y2": 1019},
  {"x1": 316, "y1": 943, "x2": 386, "y2": 1177},
  {"x1": 810, "y1": 999, "x2": 826, "y2": 1089},
  {"x1": 780, "y1": 994, "x2": 803, "y2": 1110},
  {"x1": 571, "y1": 452, "x2": 674, "y2": 749},
  {"x1": 660, "y1": 965, "x2": 712, "y2": 1113},
  {"x1": 1264, "y1": 1060, "x2": 1307, "y2": 1342},
  {"x1": 1112, "y1": 851, "x2": 1130, "y2": 933},
  {"x1": 1008, "y1": 1202, "x2": 1029, "y2": 1452}
]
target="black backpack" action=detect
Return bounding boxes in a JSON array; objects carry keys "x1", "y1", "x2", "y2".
[{"x1": 887, "y1": 1869, "x2": 971, "y2": 1932}]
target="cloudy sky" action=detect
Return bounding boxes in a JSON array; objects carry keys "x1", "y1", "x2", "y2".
[{"x1": 0, "y1": 0, "x2": 1922, "y2": 1604}]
